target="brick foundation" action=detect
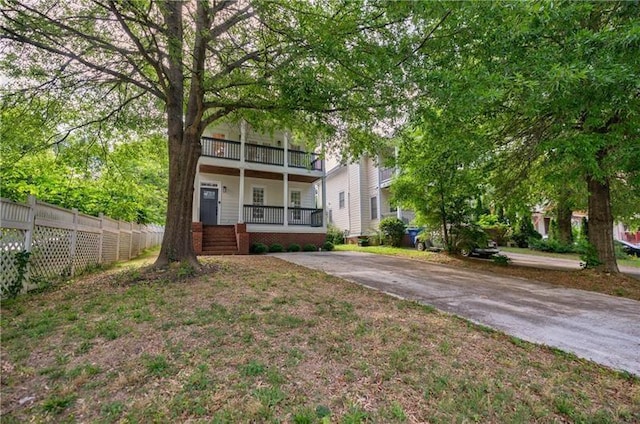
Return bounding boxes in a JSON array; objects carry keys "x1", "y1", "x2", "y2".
[
  {"x1": 192, "y1": 222, "x2": 203, "y2": 254},
  {"x1": 235, "y1": 223, "x2": 250, "y2": 255},
  {"x1": 249, "y1": 232, "x2": 326, "y2": 250}
]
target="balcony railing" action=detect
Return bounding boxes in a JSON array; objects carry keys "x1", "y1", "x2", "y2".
[
  {"x1": 201, "y1": 137, "x2": 241, "y2": 160},
  {"x1": 289, "y1": 150, "x2": 323, "y2": 171},
  {"x1": 379, "y1": 167, "x2": 395, "y2": 183},
  {"x1": 245, "y1": 143, "x2": 284, "y2": 166},
  {"x1": 243, "y1": 205, "x2": 323, "y2": 226},
  {"x1": 201, "y1": 137, "x2": 322, "y2": 171}
]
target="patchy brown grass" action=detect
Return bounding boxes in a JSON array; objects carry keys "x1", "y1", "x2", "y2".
[
  {"x1": 336, "y1": 244, "x2": 640, "y2": 301},
  {"x1": 1, "y1": 255, "x2": 638, "y2": 423}
]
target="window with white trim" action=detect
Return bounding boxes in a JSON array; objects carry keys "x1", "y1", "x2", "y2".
[
  {"x1": 371, "y1": 196, "x2": 378, "y2": 220},
  {"x1": 339, "y1": 191, "x2": 345, "y2": 209}
]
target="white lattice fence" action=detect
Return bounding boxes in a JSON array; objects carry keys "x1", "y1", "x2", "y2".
[
  {"x1": 0, "y1": 196, "x2": 164, "y2": 297},
  {"x1": 0, "y1": 228, "x2": 27, "y2": 291}
]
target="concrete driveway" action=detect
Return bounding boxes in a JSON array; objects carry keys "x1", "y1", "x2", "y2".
[{"x1": 273, "y1": 251, "x2": 640, "y2": 376}]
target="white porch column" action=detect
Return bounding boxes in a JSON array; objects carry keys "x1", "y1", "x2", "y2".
[
  {"x1": 239, "y1": 120, "x2": 247, "y2": 224},
  {"x1": 321, "y1": 175, "x2": 327, "y2": 230},
  {"x1": 283, "y1": 131, "x2": 289, "y2": 168},
  {"x1": 283, "y1": 173, "x2": 289, "y2": 227},
  {"x1": 238, "y1": 168, "x2": 245, "y2": 223},
  {"x1": 240, "y1": 119, "x2": 247, "y2": 164}
]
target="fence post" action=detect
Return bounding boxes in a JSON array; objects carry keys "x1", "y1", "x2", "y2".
[
  {"x1": 70, "y1": 208, "x2": 78, "y2": 276},
  {"x1": 24, "y1": 195, "x2": 36, "y2": 254},
  {"x1": 98, "y1": 213, "x2": 104, "y2": 264}
]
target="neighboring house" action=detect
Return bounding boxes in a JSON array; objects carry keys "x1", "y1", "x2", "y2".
[
  {"x1": 192, "y1": 120, "x2": 326, "y2": 254},
  {"x1": 532, "y1": 208, "x2": 640, "y2": 244},
  {"x1": 324, "y1": 154, "x2": 414, "y2": 242}
]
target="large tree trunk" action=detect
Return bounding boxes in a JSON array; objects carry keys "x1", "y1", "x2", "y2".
[
  {"x1": 156, "y1": 130, "x2": 201, "y2": 267},
  {"x1": 586, "y1": 175, "x2": 619, "y2": 273},
  {"x1": 556, "y1": 190, "x2": 573, "y2": 246},
  {"x1": 155, "y1": 1, "x2": 200, "y2": 267}
]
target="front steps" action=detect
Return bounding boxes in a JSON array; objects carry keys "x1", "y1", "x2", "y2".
[{"x1": 201, "y1": 225, "x2": 239, "y2": 255}]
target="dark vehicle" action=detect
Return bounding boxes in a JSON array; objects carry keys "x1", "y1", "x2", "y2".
[
  {"x1": 616, "y1": 240, "x2": 640, "y2": 257},
  {"x1": 415, "y1": 228, "x2": 500, "y2": 258},
  {"x1": 460, "y1": 240, "x2": 500, "y2": 258}
]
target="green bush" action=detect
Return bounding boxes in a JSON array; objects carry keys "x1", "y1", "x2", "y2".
[
  {"x1": 379, "y1": 217, "x2": 406, "y2": 247},
  {"x1": 269, "y1": 243, "x2": 284, "y2": 253},
  {"x1": 492, "y1": 254, "x2": 511, "y2": 266},
  {"x1": 250, "y1": 243, "x2": 269, "y2": 254},
  {"x1": 326, "y1": 224, "x2": 345, "y2": 245},
  {"x1": 528, "y1": 238, "x2": 574, "y2": 253},
  {"x1": 576, "y1": 239, "x2": 601, "y2": 269},
  {"x1": 450, "y1": 224, "x2": 488, "y2": 254},
  {"x1": 287, "y1": 243, "x2": 301, "y2": 252},
  {"x1": 303, "y1": 243, "x2": 317, "y2": 252},
  {"x1": 511, "y1": 215, "x2": 541, "y2": 248},
  {"x1": 322, "y1": 241, "x2": 334, "y2": 251}
]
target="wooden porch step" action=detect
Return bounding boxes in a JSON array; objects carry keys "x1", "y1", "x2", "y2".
[
  {"x1": 203, "y1": 242, "x2": 237, "y2": 249},
  {"x1": 200, "y1": 249, "x2": 239, "y2": 255}
]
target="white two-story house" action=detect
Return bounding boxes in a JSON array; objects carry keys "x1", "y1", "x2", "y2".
[
  {"x1": 192, "y1": 120, "x2": 327, "y2": 254},
  {"x1": 324, "y1": 154, "x2": 414, "y2": 243}
]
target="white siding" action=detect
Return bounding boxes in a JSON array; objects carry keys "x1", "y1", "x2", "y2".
[
  {"x1": 350, "y1": 161, "x2": 363, "y2": 236},
  {"x1": 203, "y1": 122, "x2": 241, "y2": 141},
  {"x1": 326, "y1": 166, "x2": 350, "y2": 232}
]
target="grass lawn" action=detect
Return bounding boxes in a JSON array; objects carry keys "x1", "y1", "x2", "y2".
[
  {"x1": 336, "y1": 244, "x2": 640, "y2": 301},
  {"x1": 1, "y1": 254, "x2": 638, "y2": 423}
]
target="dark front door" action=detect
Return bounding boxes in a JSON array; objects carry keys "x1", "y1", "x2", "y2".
[{"x1": 200, "y1": 188, "x2": 219, "y2": 225}]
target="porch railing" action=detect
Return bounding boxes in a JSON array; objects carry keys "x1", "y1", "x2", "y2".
[
  {"x1": 201, "y1": 137, "x2": 241, "y2": 160},
  {"x1": 243, "y1": 205, "x2": 323, "y2": 227},
  {"x1": 201, "y1": 137, "x2": 322, "y2": 170},
  {"x1": 244, "y1": 205, "x2": 284, "y2": 224},
  {"x1": 379, "y1": 167, "x2": 394, "y2": 184},
  {"x1": 288, "y1": 150, "x2": 323, "y2": 171}
]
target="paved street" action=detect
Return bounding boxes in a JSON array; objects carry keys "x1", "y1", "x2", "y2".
[
  {"x1": 273, "y1": 251, "x2": 640, "y2": 376},
  {"x1": 502, "y1": 251, "x2": 640, "y2": 278}
]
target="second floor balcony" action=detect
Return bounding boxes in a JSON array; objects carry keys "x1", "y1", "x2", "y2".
[{"x1": 202, "y1": 137, "x2": 323, "y2": 171}]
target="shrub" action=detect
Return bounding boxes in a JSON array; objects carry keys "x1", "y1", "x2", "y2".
[
  {"x1": 287, "y1": 243, "x2": 301, "y2": 252},
  {"x1": 326, "y1": 224, "x2": 345, "y2": 245},
  {"x1": 269, "y1": 243, "x2": 284, "y2": 253},
  {"x1": 379, "y1": 217, "x2": 405, "y2": 247},
  {"x1": 303, "y1": 243, "x2": 317, "y2": 252},
  {"x1": 250, "y1": 243, "x2": 269, "y2": 254},
  {"x1": 528, "y1": 238, "x2": 574, "y2": 253},
  {"x1": 492, "y1": 254, "x2": 511, "y2": 266},
  {"x1": 450, "y1": 224, "x2": 488, "y2": 254},
  {"x1": 576, "y1": 239, "x2": 601, "y2": 269},
  {"x1": 322, "y1": 241, "x2": 334, "y2": 251},
  {"x1": 511, "y1": 215, "x2": 541, "y2": 248}
]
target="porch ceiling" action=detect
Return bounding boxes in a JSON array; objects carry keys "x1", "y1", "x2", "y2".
[
  {"x1": 199, "y1": 164, "x2": 319, "y2": 183},
  {"x1": 199, "y1": 165, "x2": 240, "y2": 176}
]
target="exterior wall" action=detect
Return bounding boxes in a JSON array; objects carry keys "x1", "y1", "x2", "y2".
[
  {"x1": 350, "y1": 160, "x2": 364, "y2": 236},
  {"x1": 326, "y1": 165, "x2": 350, "y2": 231},
  {"x1": 364, "y1": 156, "x2": 379, "y2": 232}
]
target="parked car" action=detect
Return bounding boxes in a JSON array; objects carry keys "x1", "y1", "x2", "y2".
[
  {"x1": 616, "y1": 240, "x2": 640, "y2": 257},
  {"x1": 460, "y1": 240, "x2": 500, "y2": 258}
]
